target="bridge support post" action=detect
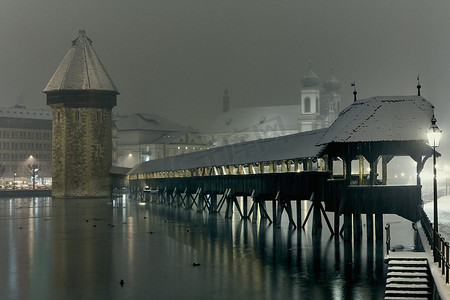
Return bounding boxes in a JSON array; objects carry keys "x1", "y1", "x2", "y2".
[
  {"x1": 185, "y1": 191, "x2": 191, "y2": 209},
  {"x1": 353, "y1": 214, "x2": 362, "y2": 241},
  {"x1": 163, "y1": 189, "x2": 169, "y2": 205},
  {"x1": 296, "y1": 199, "x2": 302, "y2": 229},
  {"x1": 252, "y1": 200, "x2": 259, "y2": 222},
  {"x1": 375, "y1": 214, "x2": 383, "y2": 240},
  {"x1": 334, "y1": 212, "x2": 340, "y2": 237},
  {"x1": 243, "y1": 196, "x2": 248, "y2": 219},
  {"x1": 225, "y1": 194, "x2": 233, "y2": 219},
  {"x1": 197, "y1": 192, "x2": 204, "y2": 213},
  {"x1": 285, "y1": 201, "x2": 296, "y2": 228},
  {"x1": 312, "y1": 202, "x2": 322, "y2": 235},
  {"x1": 259, "y1": 200, "x2": 272, "y2": 222},
  {"x1": 210, "y1": 193, "x2": 218, "y2": 213},
  {"x1": 344, "y1": 214, "x2": 352, "y2": 241},
  {"x1": 366, "y1": 214, "x2": 374, "y2": 240},
  {"x1": 275, "y1": 193, "x2": 283, "y2": 227},
  {"x1": 174, "y1": 188, "x2": 180, "y2": 207},
  {"x1": 272, "y1": 199, "x2": 277, "y2": 225}
]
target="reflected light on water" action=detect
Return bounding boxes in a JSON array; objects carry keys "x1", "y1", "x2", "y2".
[
  {"x1": 331, "y1": 276, "x2": 344, "y2": 299},
  {"x1": 0, "y1": 196, "x2": 400, "y2": 299}
]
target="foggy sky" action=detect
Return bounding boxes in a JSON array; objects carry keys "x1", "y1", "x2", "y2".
[{"x1": 1, "y1": 1, "x2": 450, "y2": 157}]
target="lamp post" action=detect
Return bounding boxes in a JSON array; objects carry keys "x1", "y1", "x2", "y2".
[
  {"x1": 13, "y1": 173, "x2": 16, "y2": 190},
  {"x1": 427, "y1": 115, "x2": 442, "y2": 262}
]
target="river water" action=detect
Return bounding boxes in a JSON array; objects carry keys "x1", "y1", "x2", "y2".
[{"x1": 0, "y1": 196, "x2": 414, "y2": 300}]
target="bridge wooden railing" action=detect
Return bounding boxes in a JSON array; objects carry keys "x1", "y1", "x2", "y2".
[
  {"x1": 128, "y1": 157, "x2": 329, "y2": 180},
  {"x1": 131, "y1": 171, "x2": 330, "y2": 201},
  {"x1": 419, "y1": 207, "x2": 450, "y2": 284},
  {"x1": 325, "y1": 181, "x2": 422, "y2": 222}
]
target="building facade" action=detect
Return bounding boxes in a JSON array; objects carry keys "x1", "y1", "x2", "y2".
[
  {"x1": 113, "y1": 113, "x2": 212, "y2": 168},
  {"x1": 44, "y1": 30, "x2": 118, "y2": 198},
  {"x1": 0, "y1": 105, "x2": 52, "y2": 187}
]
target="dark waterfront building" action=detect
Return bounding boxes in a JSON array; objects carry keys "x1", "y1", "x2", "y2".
[{"x1": 44, "y1": 30, "x2": 119, "y2": 198}]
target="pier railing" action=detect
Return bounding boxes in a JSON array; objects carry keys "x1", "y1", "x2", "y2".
[
  {"x1": 419, "y1": 207, "x2": 450, "y2": 284},
  {"x1": 385, "y1": 223, "x2": 391, "y2": 255}
]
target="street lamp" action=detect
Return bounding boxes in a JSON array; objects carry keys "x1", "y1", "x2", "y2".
[
  {"x1": 13, "y1": 173, "x2": 16, "y2": 190},
  {"x1": 427, "y1": 115, "x2": 442, "y2": 262}
]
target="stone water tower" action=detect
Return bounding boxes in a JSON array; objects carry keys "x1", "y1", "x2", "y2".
[{"x1": 44, "y1": 30, "x2": 119, "y2": 198}]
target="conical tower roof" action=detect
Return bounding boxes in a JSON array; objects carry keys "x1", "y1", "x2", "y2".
[{"x1": 44, "y1": 30, "x2": 119, "y2": 94}]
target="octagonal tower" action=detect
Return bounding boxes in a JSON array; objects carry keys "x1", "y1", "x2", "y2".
[{"x1": 44, "y1": 30, "x2": 119, "y2": 198}]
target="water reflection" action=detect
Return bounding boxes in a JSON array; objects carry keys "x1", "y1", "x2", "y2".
[{"x1": 0, "y1": 197, "x2": 391, "y2": 300}]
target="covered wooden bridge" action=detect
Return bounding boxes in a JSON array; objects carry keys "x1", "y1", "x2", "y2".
[{"x1": 127, "y1": 95, "x2": 437, "y2": 240}]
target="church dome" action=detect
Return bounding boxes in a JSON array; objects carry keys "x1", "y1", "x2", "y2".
[
  {"x1": 301, "y1": 61, "x2": 319, "y2": 88},
  {"x1": 301, "y1": 69, "x2": 320, "y2": 88},
  {"x1": 323, "y1": 73, "x2": 341, "y2": 92}
]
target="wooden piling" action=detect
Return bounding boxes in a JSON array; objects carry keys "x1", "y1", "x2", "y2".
[
  {"x1": 344, "y1": 214, "x2": 352, "y2": 241},
  {"x1": 210, "y1": 193, "x2": 218, "y2": 213},
  {"x1": 272, "y1": 199, "x2": 277, "y2": 224},
  {"x1": 353, "y1": 214, "x2": 362, "y2": 241},
  {"x1": 296, "y1": 199, "x2": 302, "y2": 230},
  {"x1": 334, "y1": 212, "x2": 340, "y2": 237},
  {"x1": 375, "y1": 214, "x2": 383, "y2": 240},
  {"x1": 243, "y1": 195, "x2": 248, "y2": 218},
  {"x1": 276, "y1": 196, "x2": 283, "y2": 227},
  {"x1": 225, "y1": 195, "x2": 233, "y2": 218},
  {"x1": 312, "y1": 203, "x2": 322, "y2": 235},
  {"x1": 252, "y1": 198, "x2": 259, "y2": 223},
  {"x1": 197, "y1": 192, "x2": 204, "y2": 213},
  {"x1": 366, "y1": 214, "x2": 374, "y2": 240},
  {"x1": 185, "y1": 191, "x2": 191, "y2": 209}
]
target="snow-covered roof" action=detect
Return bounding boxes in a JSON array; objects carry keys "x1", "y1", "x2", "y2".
[
  {"x1": 44, "y1": 30, "x2": 119, "y2": 94},
  {"x1": 129, "y1": 128, "x2": 326, "y2": 174},
  {"x1": 0, "y1": 106, "x2": 51, "y2": 120},
  {"x1": 317, "y1": 96, "x2": 434, "y2": 145},
  {"x1": 205, "y1": 104, "x2": 301, "y2": 134},
  {"x1": 114, "y1": 113, "x2": 189, "y2": 132},
  {"x1": 110, "y1": 166, "x2": 132, "y2": 175}
]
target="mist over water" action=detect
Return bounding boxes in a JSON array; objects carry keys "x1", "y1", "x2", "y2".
[{"x1": 0, "y1": 196, "x2": 404, "y2": 299}]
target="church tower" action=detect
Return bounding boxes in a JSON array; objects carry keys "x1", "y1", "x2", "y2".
[
  {"x1": 43, "y1": 30, "x2": 119, "y2": 198},
  {"x1": 299, "y1": 61, "x2": 323, "y2": 132},
  {"x1": 322, "y1": 68, "x2": 341, "y2": 126}
]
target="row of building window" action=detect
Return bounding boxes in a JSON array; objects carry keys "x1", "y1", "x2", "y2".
[
  {"x1": 0, "y1": 142, "x2": 50, "y2": 150},
  {"x1": 0, "y1": 131, "x2": 51, "y2": 140}
]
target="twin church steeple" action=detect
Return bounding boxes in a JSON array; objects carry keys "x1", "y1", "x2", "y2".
[{"x1": 299, "y1": 61, "x2": 341, "y2": 131}]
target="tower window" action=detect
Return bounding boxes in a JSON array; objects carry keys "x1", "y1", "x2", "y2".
[
  {"x1": 304, "y1": 97, "x2": 311, "y2": 113},
  {"x1": 75, "y1": 111, "x2": 80, "y2": 121}
]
